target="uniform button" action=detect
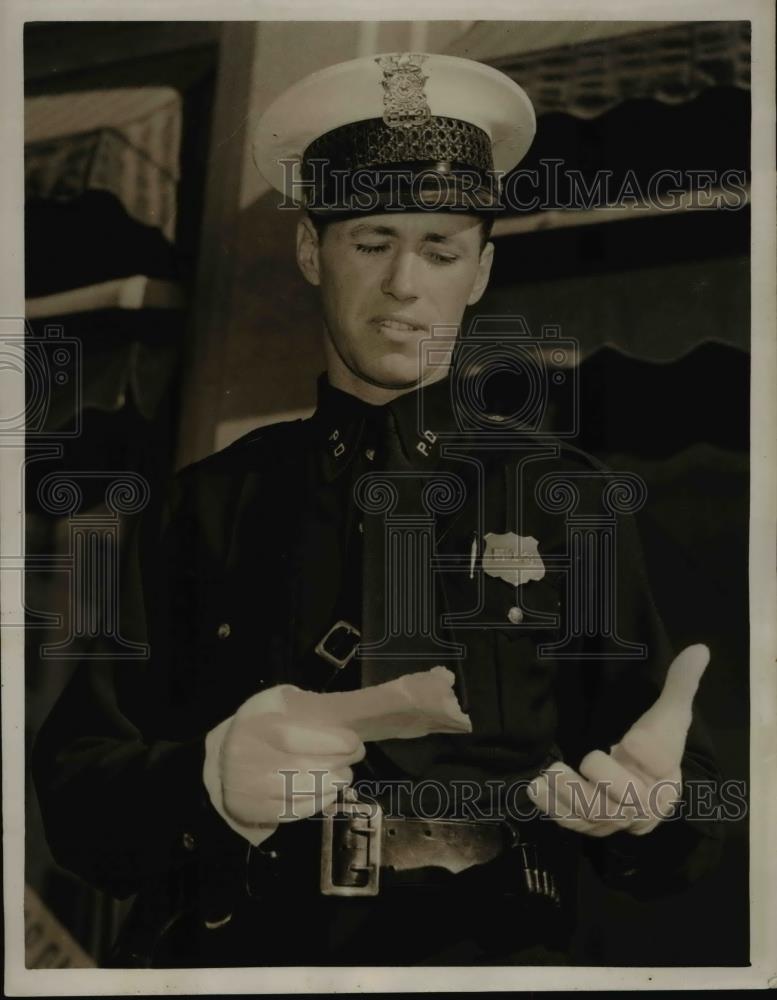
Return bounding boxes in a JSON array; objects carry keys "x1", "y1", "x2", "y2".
[
  {"x1": 182, "y1": 832, "x2": 196, "y2": 851},
  {"x1": 507, "y1": 606, "x2": 524, "y2": 624},
  {"x1": 358, "y1": 521, "x2": 364, "y2": 534},
  {"x1": 365, "y1": 448, "x2": 375, "y2": 461},
  {"x1": 216, "y1": 622, "x2": 231, "y2": 639}
]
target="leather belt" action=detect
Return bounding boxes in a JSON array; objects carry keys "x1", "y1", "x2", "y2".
[{"x1": 319, "y1": 790, "x2": 561, "y2": 904}]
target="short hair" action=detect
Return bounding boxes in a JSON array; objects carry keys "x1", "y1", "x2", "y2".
[{"x1": 308, "y1": 211, "x2": 495, "y2": 252}]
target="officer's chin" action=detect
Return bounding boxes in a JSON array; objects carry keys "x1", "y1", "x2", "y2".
[{"x1": 358, "y1": 357, "x2": 444, "y2": 392}]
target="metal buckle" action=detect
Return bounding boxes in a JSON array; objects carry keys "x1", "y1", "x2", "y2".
[
  {"x1": 314, "y1": 620, "x2": 361, "y2": 670},
  {"x1": 320, "y1": 790, "x2": 382, "y2": 897}
]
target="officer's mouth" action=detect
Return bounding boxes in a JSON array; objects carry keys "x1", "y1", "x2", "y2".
[{"x1": 372, "y1": 314, "x2": 428, "y2": 338}]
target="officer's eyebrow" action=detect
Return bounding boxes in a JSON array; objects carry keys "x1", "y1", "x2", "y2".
[
  {"x1": 347, "y1": 223, "x2": 396, "y2": 238},
  {"x1": 347, "y1": 222, "x2": 463, "y2": 245}
]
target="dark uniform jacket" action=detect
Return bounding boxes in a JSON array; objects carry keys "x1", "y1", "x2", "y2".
[{"x1": 32, "y1": 373, "x2": 724, "y2": 967}]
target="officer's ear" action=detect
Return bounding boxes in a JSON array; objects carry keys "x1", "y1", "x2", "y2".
[
  {"x1": 296, "y1": 215, "x2": 321, "y2": 287},
  {"x1": 467, "y1": 240, "x2": 494, "y2": 306}
]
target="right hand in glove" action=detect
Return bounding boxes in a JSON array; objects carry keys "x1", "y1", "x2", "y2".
[
  {"x1": 221, "y1": 710, "x2": 365, "y2": 828},
  {"x1": 203, "y1": 669, "x2": 469, "y2": 846},
  {"x1": 203, "y1": 684, "x2": 365, "y2": 845}
]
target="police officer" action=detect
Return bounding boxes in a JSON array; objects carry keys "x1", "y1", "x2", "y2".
[{"x1": 32, "y1": 52, "x2": 723, "y2": 968}]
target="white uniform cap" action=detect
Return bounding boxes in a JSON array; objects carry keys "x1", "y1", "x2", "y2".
[{"x1": 253, "y1": 52, "x2": 536, "y2": 214}]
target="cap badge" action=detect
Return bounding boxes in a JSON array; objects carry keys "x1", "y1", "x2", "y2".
[
  {"x1": 482, "y1": 533, "x2": 546, "y2": 587},
  {"x1": 375, "y1": 53, "x2": 432, "y2": 128}
]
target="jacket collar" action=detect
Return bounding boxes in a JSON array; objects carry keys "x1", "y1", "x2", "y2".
[{"x1": 311, "y1": 372, "x2": 462, "y2": 482}]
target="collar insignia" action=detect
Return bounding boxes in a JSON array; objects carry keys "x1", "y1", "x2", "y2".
[{"x1": 482, "y1": 532, "x2": 545, "y2": 587}]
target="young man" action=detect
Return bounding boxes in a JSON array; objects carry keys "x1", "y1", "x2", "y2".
[{"x1": 32, "y1": 52, "x2": 723, "y2": 967}]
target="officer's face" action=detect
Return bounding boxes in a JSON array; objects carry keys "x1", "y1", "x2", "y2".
[{"x1": 297, "y1": 212, "x2": 494, "y2": 398}]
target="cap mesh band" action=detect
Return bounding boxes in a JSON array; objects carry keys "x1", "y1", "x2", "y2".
[{"x1": 302, "y1": 116, "x2": 494, "y2": 176}]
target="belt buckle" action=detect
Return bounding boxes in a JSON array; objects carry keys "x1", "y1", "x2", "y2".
[
  {"x1": 314, "y1": 620, "x2": 361, "y2": 670},
  {"x1": 320, "y1": 790, "x2": 382, "y2": 897}
]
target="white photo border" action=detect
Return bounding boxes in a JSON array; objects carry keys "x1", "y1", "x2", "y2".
[{"x1": 3, "y1": 0, "x2": 775, "y2": 992}]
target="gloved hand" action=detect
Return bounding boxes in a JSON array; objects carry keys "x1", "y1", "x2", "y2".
[
  {"x1": 204, "y1": 686, "x2": 365, "y2": 846},
  {"x1": 221, "y1": 714, "x2": 365, "y2": 828},
  {"x1": 204, "y1": 667, "x2": 471, "y2": 846},
  {"x1": 527, "y1": 644, "x2": 710, "y2": 837}
]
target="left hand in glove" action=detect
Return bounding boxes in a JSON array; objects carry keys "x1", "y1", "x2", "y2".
[{"x1": 527, "y1": 644, "x2": 710, "y2": 837}]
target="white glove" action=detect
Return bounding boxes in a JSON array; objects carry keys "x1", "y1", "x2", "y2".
[
  {"x1": 204, "y1": 689, "x2": 365, "y2": 847},
  {"x1": 527, "y1": 644, "x2": 710, "y2": 837},
  {"x1": 204, "y1": 666, "x2": 471, "y2": 846}
]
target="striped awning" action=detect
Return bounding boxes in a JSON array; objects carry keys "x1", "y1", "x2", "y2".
[
  {"x1": 449, "y1": 20, "x2": 750, "y2": 118},
  {"x1": 25, "y1": 88, "x2": 181, "y2": 241}
]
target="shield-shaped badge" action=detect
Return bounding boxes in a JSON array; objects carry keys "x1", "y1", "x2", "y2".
[{"x1": 482, "y1": 532, "x2": 545, "y2": 587}]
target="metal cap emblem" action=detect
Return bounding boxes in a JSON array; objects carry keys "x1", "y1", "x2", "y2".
[{"x1": 375, "y1": 53, "x2": 432, "y2": 128}]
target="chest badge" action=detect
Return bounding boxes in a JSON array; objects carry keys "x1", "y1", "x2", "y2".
[{"x1": 482, "y1": 532, "x2": 545, "y2": 587}]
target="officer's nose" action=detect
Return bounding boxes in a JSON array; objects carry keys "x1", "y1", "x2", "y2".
[{"x1": 381, "y1": 249, "x2": 419, "y2": 301}]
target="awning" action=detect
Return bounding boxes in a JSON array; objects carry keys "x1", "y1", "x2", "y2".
[
  {"x1": 25, "y1": 88, "x2": 182, "y2": 240},
  {"x1": 448, "y1": 20, "x2": 750, "y2": 118}
]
